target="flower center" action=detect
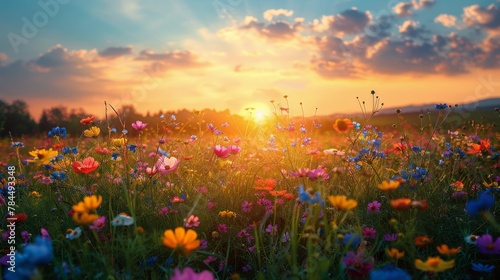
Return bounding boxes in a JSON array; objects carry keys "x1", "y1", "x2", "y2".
[{"x1": 428, "y1": 258, "x2": 440, "y2": 267}]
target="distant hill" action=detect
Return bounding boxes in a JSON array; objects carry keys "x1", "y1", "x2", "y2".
[{"x1": 377, "y1": 98, "x2": 500, "y2": 115}]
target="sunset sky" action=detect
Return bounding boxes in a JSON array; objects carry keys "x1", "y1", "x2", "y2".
[{"x1": 1, "y1": 0, "x2": 500, "y2": 120}]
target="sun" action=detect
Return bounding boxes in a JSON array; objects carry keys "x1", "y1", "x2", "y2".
[{"x1": 240, "y1": 103, "x2": 271, "y2": 122}]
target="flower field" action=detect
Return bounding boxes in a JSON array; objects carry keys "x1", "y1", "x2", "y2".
[{"x1": 1, "y1": 94, "x2": 500, "y2": 279}]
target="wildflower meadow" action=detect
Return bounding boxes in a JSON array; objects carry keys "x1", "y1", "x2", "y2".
[{"x1": 1, "y1": 92, "x2": 500, "y2": 280}]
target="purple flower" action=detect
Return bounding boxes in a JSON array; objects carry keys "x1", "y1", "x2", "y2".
[
  {"x1": 367, "y1": 201, "x2": 381, "y2": 214},
  {"x1": 241, "y1": 201, "x2": 253, "y2": 213},
  {"x1": 199, "y1": 239, "x2": 208, "y2": 250},
  {"x1": 22, "y1": 231, "x2": 30, "y2": 244},
  {"x1": 266, "y1": 224, "x2": 278, "y2": 236},
  {"x1": 383, "y1": 233, "x2": 398, "y2": 242},
  {"x1": 40, "y1": 228, "x2": 51, "y2": 240},
  {"x1": 341, "y1": 251, "x2": 374, "y2": 278},
  {"x1": 171, "y1": 267, "x2": 214, "y2": 280},
  {"x1": 476, "y1": 234, "x2": 500, "y2": 254},
  {"x1": 307, "y1": 168, "x2": 330, "y2": 181}
]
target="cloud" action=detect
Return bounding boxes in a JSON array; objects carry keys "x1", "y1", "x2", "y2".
[
  {"x1": 435, "y1": 14, "x2": 457, "y2": 28},
  {"x1": 412, "y1": 0, "x2": 435, "y2": 9},
  {"x1": 393, "y1": 2, "x2": 413, "y2": 17},
  {"x1": 136, "y1": 49, "x2": 209, "y2": 71},
  {"x1": 99, "y1": 46, "x2": 133, "y2": 59},
  {"x1": 399, "y1": 21, "x2": 427, "y2": 38},
  {"x1": 463, "y1": 4, "x2": 500, "y2": 30},
  {"x1": 393, "y1": 0, "x2": 435, "y2": 17},
  {"x1": 263, "y1": 9, "x2": 294, "y2": 21},
  {"x1": 239, "y1": 16, "x2": 303, "y2": 40},
  {"x1": 313, "y1": 9, "x2": 371, "y2": 35}
]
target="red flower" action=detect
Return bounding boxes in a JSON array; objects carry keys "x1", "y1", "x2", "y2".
[
  {"x1": 72, "y1": 157, "x2": 100, "y2": 174},
  {"x1": 415, "y1": 235, "x2": 433, "y2": 247},
  {"x1": 8, "y1": 213, "x2": 28, "y2": 223},
  {"x1": 80, "y1": 116, "x2": 95, "y2": 125}
]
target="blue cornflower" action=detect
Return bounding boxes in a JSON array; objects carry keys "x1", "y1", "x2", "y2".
[
  {"x1": 11, "y1": 142, "x2": 24, "y2": 148},
  {"x1": 352, "y1": 121, "x2": 360, "y2": 130},
  {"x1": 436, "y1": 103, "x2": 448, "y2": 110},
  {"x1": 471, "y1": 262, "x2": 495, "y2": 273},
  {"x1": 466, "y1": 191, "x2": 495, "y2": 216},
  {"x1": 48, "y1": 127, "x2": 67, "y2": 138},
  {"x1": 128, "y1": 144, "x2": 137, "y2": 153},
  {"x1": 340, "y1": 233, "x2": 361, "y2": 248},
  {"x1": 140, "y1": 256, "x2": 158, "y2": 268},
  {"x1": 111, "y1": 153, "x2": 120, "y2": 160},
  {"x1": 50, "y1": 171, "x2": 67, "y2": 181},
  {"x1": 369, "y1": 264, "x2": 411, "y2": 280},
  {"x1": 298, "y1": 185, "x2": 324, "y2": 206},
  {"x1": 412, "y1": 146, "x2": 422, "y2": 153},
  {"x1": 190, "y1": 135, "x2": 197, "y2": 140},
  {"x1": 111, "y1": 128, "x2": 117, "y2": 133},
  {"x1": 122, "y1": 129, "x2": 128, "y2": 135},
  {"x1": 62, "y1": 147, "x2": 78, "y2": 155}
]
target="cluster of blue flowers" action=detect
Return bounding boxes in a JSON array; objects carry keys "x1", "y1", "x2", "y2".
[
  {"x1": 11, "y1": 142, "x2": 24, "y2": 148},
  {"x1": 62, "y1": 147, "x2": 78, "y2": 155},
  {"x1": 298, "y1": 185, "x2": 324, "y2": 206},
  {"x1": 50, "y1": 171, "x2": 67, "y2": 181},
  {"x1": 48, "y1": 127, "x2": 67, "y2": 138},
  {"x1": 2, "y1": 236, "x2": 53, "y2": 280},
  {"x1": 466, "y1": 191, "x2": 495, "y2": 216},
  {"x1": 441, "y1": 142, "x2": 466, "y2": 159}
]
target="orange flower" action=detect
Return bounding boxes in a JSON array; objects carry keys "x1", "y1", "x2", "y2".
[
  {"x1": 436, "y1": 244, "x2": 460, "y2": 256},
  {"x1": 467, "y1": 139, "x2": 491, "y2": 154},
  {"x1": 72, "y1": 157, "x2": 100, "y2": 174},
  {"x1": 386, "y1": 248, "x2": 405, "y2": 259},
  {"x1": 450, "y1": 180, "x2": 464, "y2": 191},
  {"x1": 269, "y1": 190, "x2": 288, "y2": 197},
  {"x1": 390, "y1": 198, "x2": 412, "y2": 210},
  {"x1": 377, "y1": 180, "x2": 400, "y2": 191},
  {"x1": 253, "y1": 178, "x2": 276, "y2": 191},
  {"x1": 162, "y1": 227, "x2": 200, "y2": 255},
  {"x1": 72, "y1": 211, "x2": 100, "y2": 225},
  {"x1": 80, "y1": 116, "x2": 95, "y2": 125},
  {"x1": 415, "y1": 235, "x2": 433, "y2": 247},
  {"x1": 415, "y1": 256, "x2": 454, "y2": 272},
  {"x1": 333, "y1": 118, "x2": 354, "y2": 133},
  {"x1": 328, "y1": 195, "x2": 358, "y2": 211}
]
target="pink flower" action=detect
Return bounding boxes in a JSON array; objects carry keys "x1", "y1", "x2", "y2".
[
  {"x1": 89, "y1": 216, "x2": 106, "y2": 231},
  {"x1": 184, "y1": 215, "x2": 200, "y2": 228},
  {"x1": 207, "y1": 201, "x2": 217, "y2": 211},
  {"x1": 367, "y1": 200, "x2": 382, "y2": 214},
  {"x1": 214, "y1": 145, "x2": 230, "y2": 158},
  {"x1": 156, "y1": 156, "x2": 179, "y2": 174},
  {"x1": 40, "y1": 228, "x2": 51, "y2": 240},
  {"x1": 131, "y1": 120, "x2": 147, "y2": 131},
  {"x1": 145, "y1": 166, "x2": 158, "y2": 175},
  {"x1": 171, "y1": 267, "x2": 214, "y2": 280},
  {"x1": 241, "y1": 201, "x2": 253, "y2": 213},
  {"x1": 362, "y1": 227, "x2": 376, "y2": 239},
  {"x1": 341, "y1": 251, "x2": 374, "y2": 279},
  {"x1": 218, "y1": 224, "x2": 228, "y2": 233},
  {"x1": 228, "y1": 145, "x2": 241, "y2": 154}
]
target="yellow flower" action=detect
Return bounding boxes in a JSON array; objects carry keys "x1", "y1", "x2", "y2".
[
  {"x1": 83, "y1": 126, "x2": 100, "y2": 137},
  {"x1": 72, "y1": 195, "x2": 102, "y2": 213},
  {"x1": 28, "y1": 148, "x2": 58, "y2": 165},
  {"x1": 72, "y1": 211, "x2": 100, "y2": 225},
  {"x1": 328, "y1": 195, "x2": 358, "y2": 211},
  {"x1": 72, "y1": 195, "x2": 102, "y2": 225},
  {"x1": 415, "y1": 256, "x2": 455, "y2": 272},
  {"x1": 377, "y1": 180, "x2": 400, "y2": 191},
  {"x1": 218, "y1": 210, "x2": 237, "y2": 218},
  {"x1": 112, "y1": 138, "x2": 127, "y2": 147},
  {"x1": 386, "y1": 248, "x2": 405, "y2": 259},
  {"x1": 162, "y1": 227, "x2": 200, "y2": 255}
]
